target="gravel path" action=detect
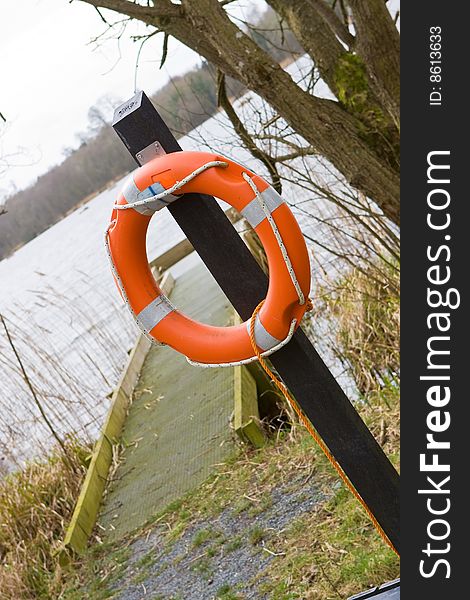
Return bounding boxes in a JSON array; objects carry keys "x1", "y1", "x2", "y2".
[{"x1": 108, "y1": 476, "x2": 327, "y2": 599}]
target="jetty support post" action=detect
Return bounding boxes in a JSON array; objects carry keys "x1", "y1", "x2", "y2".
[{"x1": 112, "y1": 91, "x2": 400, "y2": 552}]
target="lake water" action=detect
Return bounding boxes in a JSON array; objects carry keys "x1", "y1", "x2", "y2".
[{"x1": 0, "y1": 56, "x2": 352, "y2": 467}]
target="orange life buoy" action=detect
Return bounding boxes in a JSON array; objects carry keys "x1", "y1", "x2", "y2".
[{"x1": 106, "y1": 150, "x2": 311, "y2": 365}]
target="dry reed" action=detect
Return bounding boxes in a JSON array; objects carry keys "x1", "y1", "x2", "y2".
[{"x1": 0, "y1": 438, "x2": 90, "y2": 600}]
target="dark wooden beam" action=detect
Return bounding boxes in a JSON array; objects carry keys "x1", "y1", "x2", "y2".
[{"x1": 112, "y1": 91, "x2": 400, "y2": 552}]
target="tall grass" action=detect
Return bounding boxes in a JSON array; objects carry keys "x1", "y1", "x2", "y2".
[
  {"x1": 310, "y1": 260, "x2": 400, "y2": 400},
  {"x1": 0, "y1": 272, "x2": 135, "y2": 598},
  {"x1": 0, "y1": 272, "x2": 136, "y2": 469},
  {"x1": 0, "y1": 438, "x2": 90, "y2": 599}
]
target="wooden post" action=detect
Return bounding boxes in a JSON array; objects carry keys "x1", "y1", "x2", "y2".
[{"x1": 112, "y1": 91, "x2": 400, "y2": 552}]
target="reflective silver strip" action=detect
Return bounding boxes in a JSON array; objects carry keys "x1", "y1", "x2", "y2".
[
  {"x1": 240, "y1": 185, "x2": 284, "y2": 228},
  {"x1": 136, "y1": 295, "x2": 175, "y2": 333},
  {"x1": 246, "y1": 314, "x2": 281, "y2": 351},
  {"x1": 122, "y1": 176, "x2": 178, "y2": 215}
]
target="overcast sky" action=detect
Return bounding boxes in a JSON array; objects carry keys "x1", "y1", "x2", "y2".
[{"x1": 0, "y1": 0, "x2": 217, "y2": 198}]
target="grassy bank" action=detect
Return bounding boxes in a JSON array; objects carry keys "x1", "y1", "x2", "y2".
[
  {"x1": 0, "y1": 387, "x2": 399, "y2": 599},
  {"x1": 0, "y1": 439, "x2": 91, "y2": 600},
  {"x1": 58, "y1": 382, "x2": 399, "y2": 600}
]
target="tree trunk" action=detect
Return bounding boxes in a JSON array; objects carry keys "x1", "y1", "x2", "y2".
[
  {"x1": 268, "y1": 0, "x2": 350, "y2": 91},
  {"x1": 348, "y1": 0, "x2": 401, "y2": 128},
  {"x1": 266, "y1": 0, "x2": 399, "y2": 172}
]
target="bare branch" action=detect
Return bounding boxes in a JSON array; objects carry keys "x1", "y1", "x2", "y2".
[
  {"x1": 1, "y1": 314, "x2": 72, "y2": 464},
  {"x1": 275, "y1": 148, "x2": 316, "y2": 162},
  {"x1": 133, "y1": 28, "x2": 159, "y2": 91},
  {"x1": 309, "y1": 0, "x2": 354, "y2": 47},
  {"x1": 338, "y1": 0, "x2": 349, "y2": 26},
  {"x1": 94, "y1": 5, "x2": 110, "y2": 24},
  {"x1": 159, "y1": 32, "x2": 169, "y2": 69},
  {"x1": 217, "y1": 71, "x2": 282, "y2": 193},
  {"x1": 81, "y1": 0, "x2": 183, "y2": 22}
]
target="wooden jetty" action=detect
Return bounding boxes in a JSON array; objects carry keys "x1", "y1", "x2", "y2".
[{"x1": 62, "y1": 244, "x2": 268, "y2": 556}]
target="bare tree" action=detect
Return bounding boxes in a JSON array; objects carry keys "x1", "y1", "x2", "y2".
[{"x1": 77, "y1": 0, "x2": 400, "y2": 225}]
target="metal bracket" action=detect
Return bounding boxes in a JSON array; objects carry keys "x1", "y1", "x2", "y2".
[{"x1": 135, "y1": 140, "x2": 166, "y2": 166}]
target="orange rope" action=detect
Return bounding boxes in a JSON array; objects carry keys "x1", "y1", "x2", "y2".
[{"x1": 249, "y1": 300, "x2": 399, "y2": 556}]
